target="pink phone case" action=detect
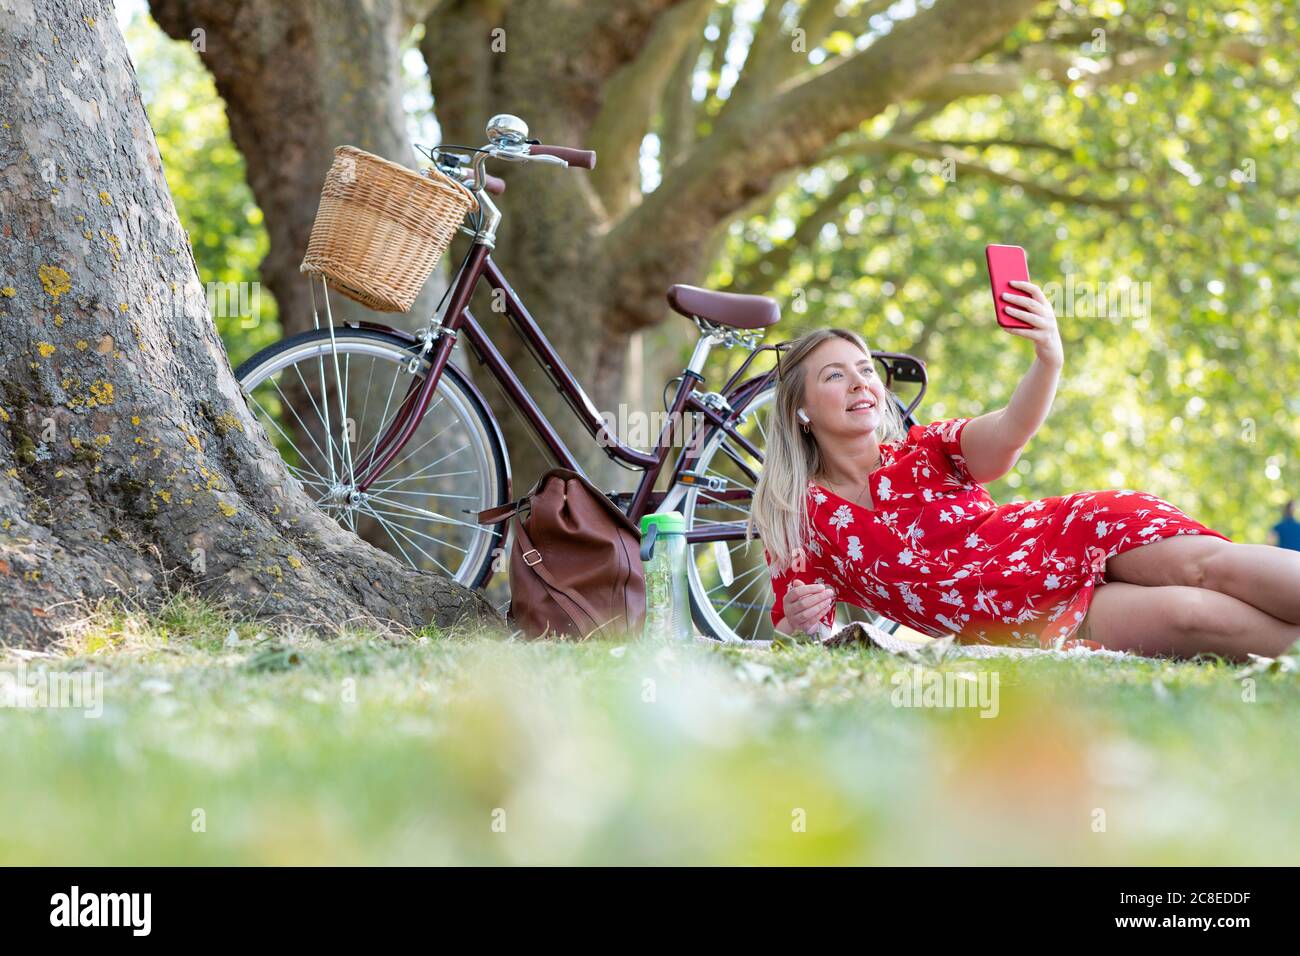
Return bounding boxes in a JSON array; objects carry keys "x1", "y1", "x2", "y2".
[{"x1": 985, "y1": 244, "x2": 1034, "y2": 329}]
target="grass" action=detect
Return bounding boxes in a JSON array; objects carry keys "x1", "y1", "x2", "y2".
[{"x1": 1, "y1": 593, "x2": 1297, "y2": 865}]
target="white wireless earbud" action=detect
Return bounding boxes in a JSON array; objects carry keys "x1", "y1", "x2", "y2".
[{"x1": 797, "y1": 408, "x2": 811, "y2": 425}]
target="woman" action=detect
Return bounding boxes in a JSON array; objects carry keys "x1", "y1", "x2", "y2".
[{"x1": 748, "y1": 281, "x2": 1300, "y2": 662}]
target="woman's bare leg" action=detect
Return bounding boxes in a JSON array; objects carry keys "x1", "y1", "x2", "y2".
[
  {"x1": 1200, "y1": 542, "x2": 1300, "y2": 625},
  {"x1": 1079, "y1": 581, "x2": 1300, "y2": 662},
  {"x1": 1105, "y1": 536, "x2": 1300, "y2": 626}
]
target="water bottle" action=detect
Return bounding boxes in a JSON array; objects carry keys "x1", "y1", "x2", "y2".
[{"x1": 639, "y1": 512, "x2": 691, "y2": 642}]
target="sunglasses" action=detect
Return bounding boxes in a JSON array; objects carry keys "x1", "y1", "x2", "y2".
[{"x1": 774, "y1": 342, "x2": 793, "y2": 382}]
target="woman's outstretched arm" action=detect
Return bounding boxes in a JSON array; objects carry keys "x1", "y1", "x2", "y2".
[{"x1": 960, "y1": 279, "x2": 1064, "y2": 483}]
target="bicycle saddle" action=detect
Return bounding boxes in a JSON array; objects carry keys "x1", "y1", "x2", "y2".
[{"x1": 667, "y1": 284, "x2": 780, "y2": 330}]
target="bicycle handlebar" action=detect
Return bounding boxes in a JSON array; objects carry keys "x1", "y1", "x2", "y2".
[
  {"x1": 527, "y1": 143, "x2": 597, "y2": 169},
  {"x1": 434, "y1": 135, "x2": 597, "y2": 203}
]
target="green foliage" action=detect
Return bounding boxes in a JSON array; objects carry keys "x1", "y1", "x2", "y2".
[
  {"x1": 711, "y1": 0, "x2": 1299, "y2": 542},
  {"x1": 124, "y1": 9, "x2": 279, "y2": 368}
]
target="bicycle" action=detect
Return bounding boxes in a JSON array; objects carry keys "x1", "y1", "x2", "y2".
[{"x1": 234, "y1": 114, "x2": 931, "y2": 643}]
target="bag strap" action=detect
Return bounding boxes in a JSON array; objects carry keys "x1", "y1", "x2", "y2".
[
  {"x1": 475, "y1": 471, "x2": 548, "y2": 525},
  {"x1": 476, "y1": 498, "x2": 526, "y2": 525},
  {"x1": 512, "y1": 519, "x2": 619, "y2": 637},
  {"x1": 476, "y1": 467, "x2": 641, "y2": 536}
]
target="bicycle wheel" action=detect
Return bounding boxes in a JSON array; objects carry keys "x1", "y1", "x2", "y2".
[
  {"x1": 682, "y1": 384, "x2": 903, "y2": 643},
  {"x1": 234, "y1": 327, "x2": 509, "y2": 589}
]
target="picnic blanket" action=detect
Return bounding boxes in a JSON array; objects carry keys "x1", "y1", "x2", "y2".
[{"x1": 727, "y1": 620, "x2": 1133, "y2": 661}]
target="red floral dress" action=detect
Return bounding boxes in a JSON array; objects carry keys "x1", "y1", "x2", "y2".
[{"x1": 767, "y1": 417, "x2": 1233, "y2": 650}]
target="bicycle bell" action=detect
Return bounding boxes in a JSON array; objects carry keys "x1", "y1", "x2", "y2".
[{"x1": 486, "y1": 114, "x2": 529, "y2": 147}]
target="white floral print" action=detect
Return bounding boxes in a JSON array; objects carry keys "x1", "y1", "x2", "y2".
[{"x1": 829, "y1": 504, "x2": 854, "y2": 530}]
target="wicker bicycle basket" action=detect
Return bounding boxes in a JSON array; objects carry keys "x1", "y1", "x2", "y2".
[{"x1": 300, "y1": 145, "x2": 479, "y2": 313}]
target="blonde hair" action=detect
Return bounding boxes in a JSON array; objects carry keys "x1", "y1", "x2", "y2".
[{"x1": 746, "y1": 328, "x2": 907, "y2": 574}]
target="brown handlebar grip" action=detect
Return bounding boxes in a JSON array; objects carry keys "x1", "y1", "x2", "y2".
[{"x1": 528, "y1": 144, "x2": 597, "y2": 169}]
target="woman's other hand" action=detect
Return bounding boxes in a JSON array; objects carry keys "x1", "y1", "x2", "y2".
[{"x1": 781, "y1": 579, "x2": 835, "y2": 634}]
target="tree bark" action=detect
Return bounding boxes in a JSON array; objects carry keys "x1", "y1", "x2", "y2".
[
  {"x1": 0, "y1": 0, "x2": 497, "y2": 648},
  {"x1": 149, "y1": 0, "x2": 447, "y2": 551}
]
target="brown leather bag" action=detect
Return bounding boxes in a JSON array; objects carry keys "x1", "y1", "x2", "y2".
[{"x1": 477, "y1": 468, "x2": 645, "y2": 640}]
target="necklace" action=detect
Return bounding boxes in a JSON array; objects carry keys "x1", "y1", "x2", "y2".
[{"x1": 823, "y1": 448, "x2": 883, "y2": 507}]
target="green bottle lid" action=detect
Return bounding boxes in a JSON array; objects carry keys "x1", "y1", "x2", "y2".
[{"x1": 640, "y1": 511, "x2": 685, "y2": 535}]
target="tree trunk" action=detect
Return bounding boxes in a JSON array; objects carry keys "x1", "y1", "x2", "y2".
[
  {"x1": 422, "y1": 0, "x2": 684, "y2": 494},
  {"x1": 0, "y1": 0, "x2": 497, "y2": 648},
  {"x1": 148, "y1": 0, "x2": 441, "y2": 339}
]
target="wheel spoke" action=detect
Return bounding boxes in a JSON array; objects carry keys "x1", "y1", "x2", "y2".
[
  {"x1": 362, "y1": 494, "x2": 484, "y2": 534},
  {"x1": 367, "y1": 487, "x2": 479, "y2": 501},
  {"x1": 703, "y1": 562, "x2": 765, "y2": 598},
  {"x1": 297, "y1": 356, "x2": 339, "y2": 484},
  {"x1": 282, "y1": 368, "x2": 341, "y2": 481},
  {"x1": 359, "y1": 501, "x2": 421, "y2": 569},
  {"x1": 351, "y1": 355, "x2": 378, "y2": 465},
  {"x1": 358, "y1": 505, "x2": 471, "y2": 555},
  {"x1": 249, "y1": 393, "x2": 332, "y2": 486},
  {"x1": 368, "y1": 454, "x2": 475, "y2": 491},
  {"x1": 357, "y1": 501, "x2": 456, "y2": 577},
  {"x1": 354, "y1": 392, "x2": 445, "y2": 478},
  {"x1": 685, "y1": 386, "x2": 775, "y2": 642},
  {"x1": 356, "y1": 359, "x2": 407, "y2": 474},
  {"x1": 367, "y1": 417, "x2": 457, "y2": 484},
  {"x1": 705, "y1": 568, "x2": 769, "y2": 634}
]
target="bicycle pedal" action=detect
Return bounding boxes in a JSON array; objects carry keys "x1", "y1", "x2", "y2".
[{"x1": 678, "y1": 471, "x2": 728, "y2": 492}]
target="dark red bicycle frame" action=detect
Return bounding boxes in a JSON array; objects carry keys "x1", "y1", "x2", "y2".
[{"x1": 350, "y1": 239, "x2": 928, "y2": 547}]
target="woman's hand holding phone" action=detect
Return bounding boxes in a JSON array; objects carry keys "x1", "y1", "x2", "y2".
[
  {"x1": 986, "y1": 244, "x2": 1063, "y2": 369},
  {"x1": 1000, "y1": 280, "x2": 1064, "y2": 369}
]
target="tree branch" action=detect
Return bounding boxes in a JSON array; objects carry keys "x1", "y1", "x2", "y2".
[
  {"x1": 587, "y1": 0, "x2": 713, "y2": 217},
  {"x1": 697, "y1": 3, "x2": 737, "y2": 121},
  {"x1": 918, "y1": 136, "x2": 1076, "y2": 159},
  {"x1": 789, "y1": 0, "x2": 846, "y2": 59},
  {"x1": 660, "y1": 28, "x2": 705, "y2": 168},
  {"x1": 722, "y1": 0, "x2": 894, "y2": 121},
  {"x1": 725, "y1": 171, "x2": 869, "y2": 295},
  {"x1": 822, "y1": 135, "x2": 1133, "y2": 211},
  {"x1": 715, "y1": 0, "x2": 790, "y2": 121},
  {"x1": 607, "y1": 0, "x2": 1042, "y2": 329},
  {"x1": 913, "y1": 34, "x2": 1269, "y2": 104},
  {"x1": 912, "y1": 62, "x2": 1027, "y2": 102},
  {"x1": 566, "y1": 0, "x2": 698, "y2": 81}
]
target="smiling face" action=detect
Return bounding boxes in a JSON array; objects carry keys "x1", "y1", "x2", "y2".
[{"x1": 799, "y1": 336, "x2": 889, "y2": 440}]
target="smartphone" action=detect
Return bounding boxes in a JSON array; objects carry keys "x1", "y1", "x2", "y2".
[{"x1": 985, "y1": 244, "x2": 1034, "y2": 329}]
